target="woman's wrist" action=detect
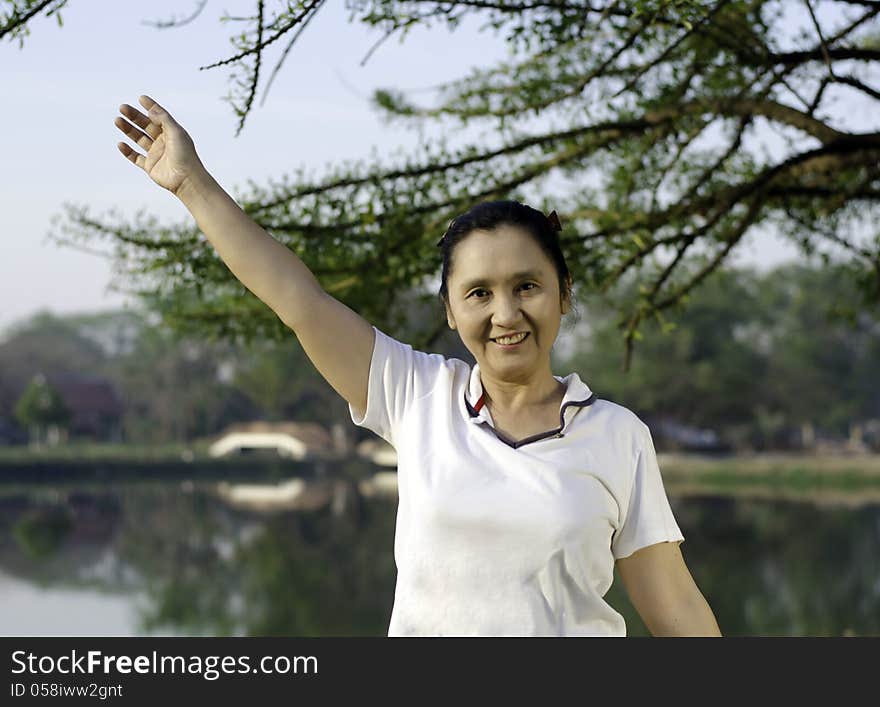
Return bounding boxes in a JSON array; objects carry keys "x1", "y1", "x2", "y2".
[{"x1": 175, "y1": 165, "x2": 219, "y2": 209}]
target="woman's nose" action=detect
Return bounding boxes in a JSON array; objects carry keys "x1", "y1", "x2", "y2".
[{"x1": 491, "y1": 294, "x2": 522, "y2": 325}]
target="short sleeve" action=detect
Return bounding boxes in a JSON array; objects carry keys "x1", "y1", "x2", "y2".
[
  {"x1": 347, "y1": 325, "x2": 446, "y2": 447},
  {"x1": 611, "y1": 424, "x2": 685, "y2": 560}
]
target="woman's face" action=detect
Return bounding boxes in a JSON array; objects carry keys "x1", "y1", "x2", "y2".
[{"x1": 444, "y1": 224, "x2": 570, "y2": 383}]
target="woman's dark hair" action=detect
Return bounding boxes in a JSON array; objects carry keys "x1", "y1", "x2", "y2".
[{"x1": 437, "y1": 200, "x2": 575, "y2": 315}]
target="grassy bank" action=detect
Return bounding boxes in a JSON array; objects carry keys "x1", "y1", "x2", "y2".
[
  {"x1": 2, "y1": 442, "x2": 879, "y2": 478},
  {"x1": 0, "y1": 440, "x2": 214, "y2": 463},
  {"x1": 659, "y1": 453, "x2": 880, "y2": 506},
  {"x1": 662, "y1": 451, "x2": 880, "y2": 470},
  {"x1": 660, "y1": 452, "x2": 880, "y2": 481}
]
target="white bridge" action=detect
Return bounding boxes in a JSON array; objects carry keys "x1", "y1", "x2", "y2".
[
  {"x1": 210, "y1": 431, "x2": 313, "y2": 460},
  {"x1": 208, "y1": 420, "x2": 398, "y2": 467},
  {"x1": 208, "y1": 421, "x2": 340, "y2": 460}
]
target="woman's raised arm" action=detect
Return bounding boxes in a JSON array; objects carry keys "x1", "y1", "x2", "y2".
[{"x1": 114, "y1": 95, "x2": 375, "y2": 415}]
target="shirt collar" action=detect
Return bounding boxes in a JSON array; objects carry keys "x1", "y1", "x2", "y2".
[{"x1": 464, "y1": 362, "x2": 594, "y2": 426}]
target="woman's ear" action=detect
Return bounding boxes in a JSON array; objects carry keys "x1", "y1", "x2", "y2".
[
  {"x1": 560, "y1": 276, "x2": 573, "y2": 315},
  {"x1": 445, "y1": 301, "x2": 457, "y2": 330}
]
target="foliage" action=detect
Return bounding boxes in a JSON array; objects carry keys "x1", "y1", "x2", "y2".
[
  {"x1": 13, "y1": 373, "x2": 71, "y2": 431},
  {"x1": 560, "y1": 260, "x2": 880, "y2": 448},
  {"x1": 0, "y1": 312, "x2": 108, "y2": 387},
  {"x1": 31, "y1": 0, "x2": 876, "y2": 359},
  {"x1": 0, "y1": 0, "x2": 67, "y2": 47}
]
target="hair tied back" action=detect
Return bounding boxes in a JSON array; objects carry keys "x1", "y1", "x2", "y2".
[{"x1": 546, "y1": 210, "x2": 562, "y2": 232}]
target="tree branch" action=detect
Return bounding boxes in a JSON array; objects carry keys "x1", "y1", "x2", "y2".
[
  {"x1": 141, "y1": 0, "x2": 208, "y2": 30},
  {"x1": 0, "y1": 0, "x2": 66, "y2": 41},
  {"x1": 199, "y1": 0, "x2": 324, "y2": 70},
  {"x1": 831, "y1": 74, "x2": 880, "y2": 101},
  {"x1": 804, "y1": 0, "x2": 836, "y2": 78}
]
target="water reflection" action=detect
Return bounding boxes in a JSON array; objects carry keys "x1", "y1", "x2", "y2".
[{"x1": 1, "y1": 475, "x2": 878, "y2": 636}]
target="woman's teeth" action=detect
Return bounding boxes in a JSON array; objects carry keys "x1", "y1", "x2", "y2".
[{"x1": 494, "y1": 332, "x2": 528, "y2": 345}]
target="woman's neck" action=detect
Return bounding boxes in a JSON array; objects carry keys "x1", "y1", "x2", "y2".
[{"x1": 480, "y1": 371, "x2": 565, "y2": 417}]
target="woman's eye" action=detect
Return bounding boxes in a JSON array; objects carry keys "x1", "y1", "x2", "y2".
[{"x1": 469, "y1": 284, "x2": 536, "y2": 298}]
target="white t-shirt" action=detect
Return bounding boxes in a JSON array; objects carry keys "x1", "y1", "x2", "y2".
[{"x1": 349, "y1": 326, "x2": 685, "y2": 636}]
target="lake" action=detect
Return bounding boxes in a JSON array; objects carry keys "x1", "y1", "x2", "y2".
[{"x1": 1, "y1": 468, "x2": 878, "y2": 636}]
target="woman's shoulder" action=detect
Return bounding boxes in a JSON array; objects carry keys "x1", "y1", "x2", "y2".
[{"x1": 585, "y1": 396, "x2": 650, "y2": 437}]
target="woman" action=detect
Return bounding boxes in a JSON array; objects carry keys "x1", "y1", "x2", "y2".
[{"x1": 115, "y1": 95, "x2": 721, "y2": 637}]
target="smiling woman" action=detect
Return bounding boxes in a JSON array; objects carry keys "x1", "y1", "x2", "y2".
[
  {"x1": 357, "y1": 198, "x2": 721, "y2": 636},
  {"x1": 114, "y1": 94, "x2": 719, "y2": 636}
]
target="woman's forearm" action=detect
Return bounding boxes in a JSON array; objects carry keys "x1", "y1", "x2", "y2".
[{"x1": 176, "y1": 168, "x2": 323, "y2": 329}]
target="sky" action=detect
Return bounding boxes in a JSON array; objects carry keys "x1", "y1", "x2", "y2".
[{"x1": 2, "y1": 0, "x2": 839, "y2": 341}]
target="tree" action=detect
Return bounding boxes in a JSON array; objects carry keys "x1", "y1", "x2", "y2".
[
  {"x1": 0, "y1": 311, "x2": 108, "y2": 419},
  {"x1": 756, "y1": 261, "x2": 880, "y2": 438},
  {"x1": 230, "y1": 336, "x2": 351, "y2": 427},
  {"x1": 15, "y1": 0, "x2": 878, "y2": 359},
  {"x1": 560, "y1": 266, "x2": 770, "y2": 446},
  {"x1": 14, "y1": 373, "x2": 72, "y2": 447},
  {"x1": 106, "y1": 313, "x2": 267, "y2": 444},
  {"x1": 560, "y1": 260, "x2": 880, "y2": 449}
]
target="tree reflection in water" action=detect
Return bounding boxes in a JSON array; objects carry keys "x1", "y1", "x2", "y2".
[
  {"x1": 1, "y1": 483, "x2": 878, "y2": 636},
  {"x1": 117, "y1": 480, "x2": 397, "y2": 636}
]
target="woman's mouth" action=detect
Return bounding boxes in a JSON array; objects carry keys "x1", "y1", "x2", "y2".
[{"x1": 491, "y1": 332, "x2": 530, "y2": 349}]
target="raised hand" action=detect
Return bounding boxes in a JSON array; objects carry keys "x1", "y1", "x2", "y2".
[{"x1": 114, "y1": 95, "x2": 207, "y2": 198}]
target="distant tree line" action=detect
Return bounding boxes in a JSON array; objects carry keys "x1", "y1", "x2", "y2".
[
  {"x1": 0, "y1": 308, "x2": 351, "y2": 446},
  {"x1": 557, "y1": 260, "x2": 880, "y2": 451}
]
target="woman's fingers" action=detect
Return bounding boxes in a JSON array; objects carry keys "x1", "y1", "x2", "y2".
[
  {"x1": 137, "y1": 95, "x2": 172, "y2": 127},
  {"x1": 138, "y1": 94, "x2": 160, "y2": 113},
  {"x1": 117, "y1": 141, "x2": 145, "y2": 170},
  {"x1": 114, "y1": 115, "x2": 153, "y2": 150},
  {"x1": 119, "y1": 103, "x2": 161, "y2": 139}
]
